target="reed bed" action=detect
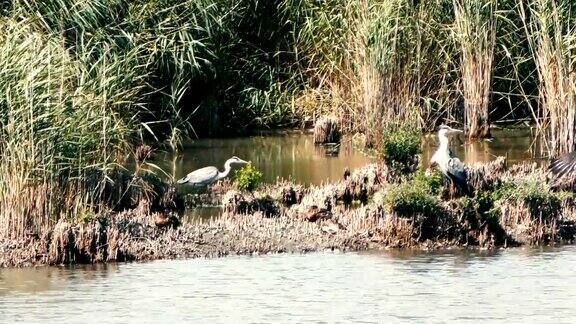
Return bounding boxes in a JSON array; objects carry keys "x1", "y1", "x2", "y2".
[
  {"x1": 518, "y1": 0, "x2": 576, "y2": 155},
  {"x1": 3, "y1": 0, "x2": 576, "y2": 245},
  {"x1": 2, "y1": 0, "x2": 574, "y2": 148},
  {"x1": 283, "y1": 0, "x2": 458, "y2": 141},
  {"x1": 0, "y1": 17, "x2": 139, "y2": 239},
  {"x1": 454, "y1": 0, "x2": 497, "y2": 139},
  {"x1": 282, "y1": 0, "x2": 576, "y2": 153}
]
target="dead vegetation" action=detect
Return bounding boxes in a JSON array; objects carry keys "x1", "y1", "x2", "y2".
[
  {"x1": 313, "y1": 116, "x2": 341, "y2": 144},
  {"x1": 3, "y1": 158, "x2": 576, "y2": 268}
]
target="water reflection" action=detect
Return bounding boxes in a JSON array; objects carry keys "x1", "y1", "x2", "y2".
[
  {"x1": 0, "y1": 263, "x2": 119, "y2": 296},
  {"x1": 421, "y1": 126, "x2": 544, "y2": 167},
  {"x1": 163, "y1": 131, "x2": 374, "y2": 186},
  {"x1": 165, "y1": 127, "x2": 543, "y2": 190}
]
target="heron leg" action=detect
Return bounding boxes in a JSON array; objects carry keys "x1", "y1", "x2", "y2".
[
  {"x1": 448, "y1": 180, "x2": 457, "y2": 199},
  {"x1": 441, "y1": 176, "x2": 458, "y2": 200}
]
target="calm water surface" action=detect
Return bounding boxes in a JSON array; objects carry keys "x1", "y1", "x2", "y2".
[
  {"x1": 166, "y1": 127, "x2": 542, "y2": 188},
  {"x1": 1, "y1": 247, "x2": 576, "y2": 322},
  {"x1": 166, "y1": 131, "x2": 374, "y2": 186},
  {"x1": 422, "y1": 126, "x2": 544, "y2": 166}
]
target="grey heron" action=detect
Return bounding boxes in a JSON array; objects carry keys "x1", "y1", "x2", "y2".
[
  {"x1": 430, "y1": 125, "x2": 470, "y2": 196},
  {"x1": 177, "y1": 156, "x2": 248, "y2": 187}
]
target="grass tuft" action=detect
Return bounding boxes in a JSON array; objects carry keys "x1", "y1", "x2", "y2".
[
  {"x1": 234, "y1": 163, "x2": 263, "y2": 192},
  {"x1": 383, "y1": 170, "x2": 443, "y2": 218}
]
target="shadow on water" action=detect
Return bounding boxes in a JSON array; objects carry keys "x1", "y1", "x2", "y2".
[
  {"x1": 360, "y1": 248, "x2": 504, "y2": 272},
  {"x1": 359, "y1": 245, "x2": 568, "y2": 276},
  {"x1": 0, "y1": 263, "x2": 119, "y2": 296}
]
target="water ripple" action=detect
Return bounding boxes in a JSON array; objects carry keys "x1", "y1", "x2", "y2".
[{"x1": 1, "y1": 247, "x2": 576, "y2": 322}]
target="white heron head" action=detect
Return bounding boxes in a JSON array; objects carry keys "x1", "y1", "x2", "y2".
[
  {"x1": 228, "y1": 156, "x2": 249, "y2": 165},
  {"x1": 438, "y1": 125, "x2": 463, "y2": 138}
]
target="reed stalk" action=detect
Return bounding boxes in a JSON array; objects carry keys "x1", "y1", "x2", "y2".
[
  {"x1": 453, "y1": 0, "x2": 497, "y2": 139},
  {"x1": 519, "y1": 0, "x2": 576, "y2": 155}
]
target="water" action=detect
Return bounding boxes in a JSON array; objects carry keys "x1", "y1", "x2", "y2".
[
  {"x1": 421, "y1": 126, "x2": 543, "y2": 165},
  {"x1": 167, "y1": 127, "x2": 542, "y2": 189},
  {"x1": 1, "y1": 247, "x2": 576, "y2": 322},
  {"x1": 167, "y1": 131, "x2": 374, "y2": 186},
  {"x1": 165, "y1": 127, "x2": 542, "y2": 219}
]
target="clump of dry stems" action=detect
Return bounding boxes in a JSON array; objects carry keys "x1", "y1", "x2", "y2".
[{"x1": 454, "y1": 0, "x2": 497, "y2": 139}]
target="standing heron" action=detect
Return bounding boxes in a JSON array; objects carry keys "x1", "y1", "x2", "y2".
[
  {"x1": 430, "y1": 125, "x2": 470, "y2": 196},
  {"x1": 177, "y1": 156, "x2": 248, "y2": 187}
]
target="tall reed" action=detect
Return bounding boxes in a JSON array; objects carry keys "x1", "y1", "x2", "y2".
[
  {"x1": 519, "y1": 0, "x2": 576, "y2": 155},
  {"x1": 453, "y1": 0, "x2": 497, "y2": 139},
  {"x1": 283, "y1": 0, "x2": 457, "y2": 144},
  {"x1": 0, "y1": 17, "x2": 142, "y2": 238}
]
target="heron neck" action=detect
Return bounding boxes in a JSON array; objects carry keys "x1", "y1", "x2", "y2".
[
  {"x1": 439, "y1": 134, "x2": 449, "y2": 151},
  {"x1": 218, "y1": 160, "x2": 233, "y2": 179}
]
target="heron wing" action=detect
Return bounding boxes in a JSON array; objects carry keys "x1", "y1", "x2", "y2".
[
  {"x1": 447, "y1": 157, "x2": 471, "y2": 195},
  {"x1": 549, "y1": 151, "x2": 576, "y2": 178},
  {"x1": 179, "y1": 166, "x2": 219, "y2": 185},
  {"x1": 447, "y1": 157, "x2": 466, "y2": 184}
]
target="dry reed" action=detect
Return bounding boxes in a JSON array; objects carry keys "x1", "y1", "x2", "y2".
[
  {"x1": 313, "y1": 116, "x2": 341, "y2": 144},
  {"x1": 519, "y1": 0, "x2": 576, "y2": 155},
  {"x1": 454, "y1": 0, "x2": 497, "y2": 139}
]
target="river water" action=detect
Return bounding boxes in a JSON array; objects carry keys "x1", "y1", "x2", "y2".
[{"x1": 1, "y1": 247, "x2": 576, "y2": 322}]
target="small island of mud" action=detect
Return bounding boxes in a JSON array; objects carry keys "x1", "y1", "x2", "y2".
[{"x1": 2, "y1": 158, "x2": 576, "y2": 268}]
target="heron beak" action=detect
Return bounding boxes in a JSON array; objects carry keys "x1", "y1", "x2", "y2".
[
  {"x1": 450, "y1": 128, "x2": 463, "y2": 134},
  {"x1": 238, "y1": 158, "x2": 249, "y2": 164}
]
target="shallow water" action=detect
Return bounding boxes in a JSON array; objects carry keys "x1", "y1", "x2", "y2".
[
  {"x1": 166, "y1": 131, "x2": 374, "y2": 186},
  {"x1": 167, "y1": 127, "x2": 542, "y2": 188},
  {"x1": 1, "y1": 246, "x2": 575, "y2": 322},
  {"x1": 422, "y1": 126, "x2": 545, "y2": 166},
  {"x1": 164, "y1": 127, "x2": 542, "y2": 219}
]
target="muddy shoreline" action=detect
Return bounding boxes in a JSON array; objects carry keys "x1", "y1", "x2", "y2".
[{"x1": 2, "y1": 159, "x2": 576, "y2": 268}]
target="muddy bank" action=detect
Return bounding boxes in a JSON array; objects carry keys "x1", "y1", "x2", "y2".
[
  {"x1": 2, "y1": 159, "x2": 576, "y2": 267},
  {"x1": 0, "y1": 211, "x2": 371, "y2": 267}
]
